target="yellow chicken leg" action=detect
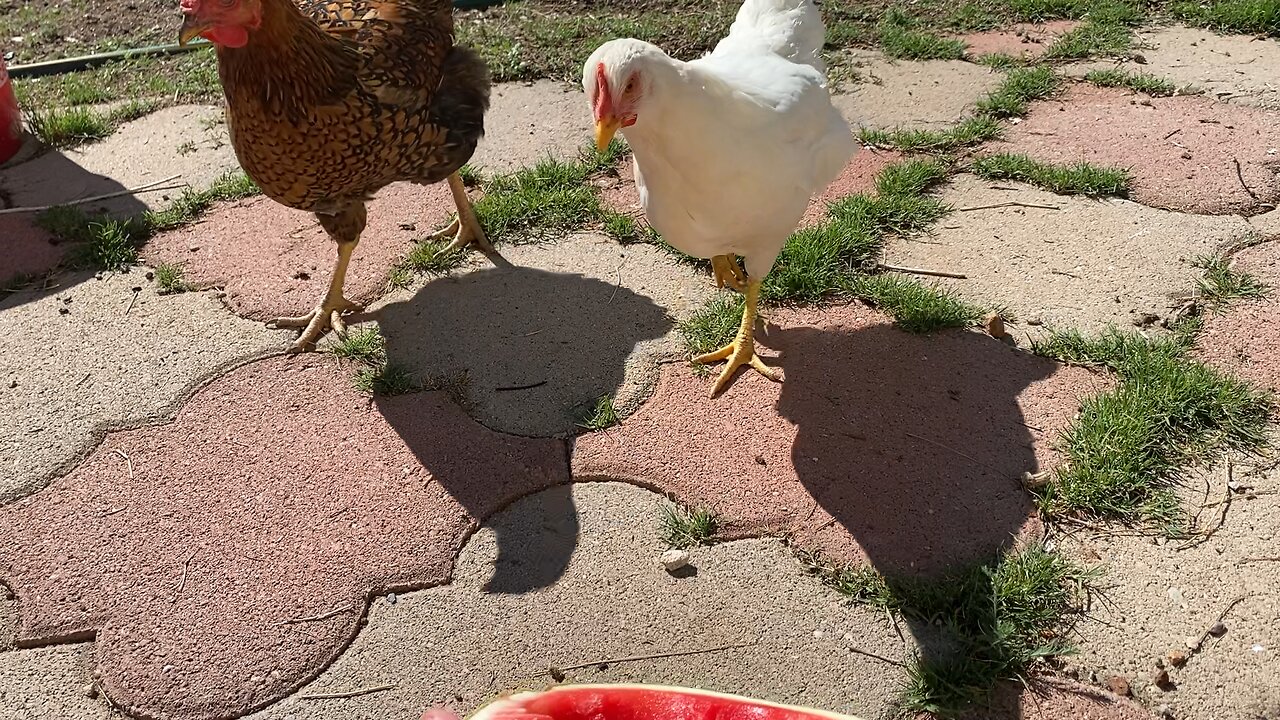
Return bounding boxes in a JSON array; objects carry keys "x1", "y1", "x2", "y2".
[
  {"x1": 269, "y1": 238, "x2": 362, "y2": 352},
  {"x1": 710, "y1": 254, "x2": 748, "y2": 292},
  {"x1": 431, "y1": 172, "x2": 497, "y2": 256},
  {"x1": 693, "y1": 277, "x2": 781, "y2": 396}
]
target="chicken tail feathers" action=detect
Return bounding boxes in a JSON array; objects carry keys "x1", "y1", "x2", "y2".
[
  {"x1": 721, "y1": 0, "x2": 826, "y2": 72},
  {"x1": 422, "y1": 45, "x2": 492, "y2": 182}
]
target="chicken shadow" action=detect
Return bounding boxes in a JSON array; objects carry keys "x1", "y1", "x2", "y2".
[
  {"x1": 763, "y1": 318, "x2": 1066, "y2": 713},
  {"x1": 375, "y1": 264, "x2": 673, "y2": 594},
  {"x1": 0, "y1": 148, "x2": 150, "y2": 311}
]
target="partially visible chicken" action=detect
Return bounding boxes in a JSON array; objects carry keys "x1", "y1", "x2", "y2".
[
  {"x1": 584, "y1": 0, "x2": 855, "y2": 395},
  {"x1": 179, "y1": 0, "x2": 496, "y2": 352}
]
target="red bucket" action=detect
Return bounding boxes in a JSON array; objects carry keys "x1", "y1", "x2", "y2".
[{"x1": 0, "y1": 55, "x2": 23, "y2": 164}]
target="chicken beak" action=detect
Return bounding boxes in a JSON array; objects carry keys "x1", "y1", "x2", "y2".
[
  {"x1": 178, "y1": 18, "x2": 211, "y2": 46},
  {"x1": 595, "y1": 117, "x2": 622, "y2": 153}
]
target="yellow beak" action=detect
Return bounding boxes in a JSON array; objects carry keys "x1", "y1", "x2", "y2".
[
  {"x1": 178, "y1": 17, "x2": 211, "y2": 46},
  {"x1": 595, "y1": 117, "x2": 622, "y2": 153}
]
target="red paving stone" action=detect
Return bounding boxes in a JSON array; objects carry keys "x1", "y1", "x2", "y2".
[
  {"x1": 599, "y1": 148, "x2": 900, "y2": 232},
  {"x1": 573, "y1": 303, "x2": 1108, "y2": 577},
  {"x1": 959, "y1": 21, "x2": 1080, "y2": 59},
  {"x1": 1194, "y1": 240, "x2": 1280, "y2": 392},
  {"x1": 0, "y1": 216, "x2": 64, "y2": 285},
  {"x1": 0, "y1": 355, "x2": 568, "y2": 719},
  {"x1": 984, "y1": 84, "x2": 1280, "y2": 215},
  {"x1": 141, "y1": 181, "x2": 456, "y2": 322}
]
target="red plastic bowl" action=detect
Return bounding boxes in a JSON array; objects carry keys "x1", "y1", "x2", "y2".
[{"x1": 0, "y1": 56, "x2": 23, "y2": 164}]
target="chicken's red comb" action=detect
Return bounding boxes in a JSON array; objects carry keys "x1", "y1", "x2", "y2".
[
  {"x1": 593, "y1": 62, "x2": 612, "y2": 118},
  {"x1": 180, "y1": 0, "x2": 200, "y2": 13}
]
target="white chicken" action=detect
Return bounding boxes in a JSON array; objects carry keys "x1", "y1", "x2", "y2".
[{"x1": 584, "y1": 0, "x2": 856, "y2": 396}]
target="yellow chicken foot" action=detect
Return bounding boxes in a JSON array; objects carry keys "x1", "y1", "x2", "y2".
[
  {"x1": 431, "y1": 172, "x2": 497, "y2": 256},
  {"x1": 710, "y1": 254, "x2": 748, "y2": 292},
  {"x1": 269, "y1": 238, "x2": 363, "y2": 352},
  {"x1": 693, "y1": 277, "x2": 781, "y2": 396}
]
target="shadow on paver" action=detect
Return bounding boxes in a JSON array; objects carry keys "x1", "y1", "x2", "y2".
[
  {"x1": 377, "y1": 264, "x2": 673, "y2": 591},
  {"x1": 0, "y1": 150, "x2": 148, "y2": 308},
  {"x1": 765, "y1": 319, "x2": 1052, "y2": 578}
]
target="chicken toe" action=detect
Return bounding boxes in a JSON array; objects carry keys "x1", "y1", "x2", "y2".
[
  {"x1": 710, "y1": 254, "x2": 749, "y2": 292},
  {"x1": 269, "y1": 237, "x2": 363, "y2": 352},
  {"x1": 692, "y1": 278, "x2": 781, "y2": 396},
  {"x1": 433, "y1": 172, "x2": 498, "y2": 257}
]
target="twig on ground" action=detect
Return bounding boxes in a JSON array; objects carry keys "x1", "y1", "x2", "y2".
[
  {"x1": 125, "y1": 287, "x2": 141, "y2": 316},
  {"x1": 549, "y1": 640, "x2": 757, "y2": 680},
  {"x1": 170, "y1": 550, "x2": 196, "y2": 603},
  {"x1": 0, "y1": 175, "x2": 184, "y2": 215},
  {"x1": 494, "y1": 380, "x2": 548, "y2": 392},
  {"x1": 877, "y1": 263, "x2": 967, "y2": 279},
  {"x1": 1233, "y1": 157, "x2": 1260, "y2": 200},
  {"x1": 1163, "y1": 128, "x2": 1182, "y2": 140},
  {"x1": 275, "y1": 603, "x2": 355, "y2": 627},
  {"x1": 299, "y1": 684, "x2": 396, "y2": 700},
  {"x1": 1237, "y1": 556, "x2": 1280, "y2": 565},
  {"x1": 845, "y1": 644, "x2": 906, "y2": 667},
  {"x1": 1187, "y1": 596, "x2": 1246, "y2": 655},
  {"x1": 905, "y1": 431, "x2": 989, "y2": 469},
  {"x1": 1178, "y1": 459, "x2": 1233, "y2": 551},
  {"x1": 112, "y1": 448, "x2": 134, "y2": 480},
  {"x1": 958, "y1": 201, "x2": 1061, "y2": 212}
]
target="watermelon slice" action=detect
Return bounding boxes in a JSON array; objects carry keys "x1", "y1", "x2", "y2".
[{"x1": 424, "y1": 684, "x2": 867, "y2": 720}]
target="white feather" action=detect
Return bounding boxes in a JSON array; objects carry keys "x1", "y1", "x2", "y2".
[{"x1": 583, "y1": 0, "x2": 856, "y2": 280}]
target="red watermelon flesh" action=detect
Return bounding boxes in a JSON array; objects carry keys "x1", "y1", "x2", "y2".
[{"x1": 429, "y1": 684, "x2": 866, "y2": 720}]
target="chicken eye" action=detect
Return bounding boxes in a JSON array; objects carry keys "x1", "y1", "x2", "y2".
[{"x1": 623, "y1": 78, "x2": 636, "y2": 95}]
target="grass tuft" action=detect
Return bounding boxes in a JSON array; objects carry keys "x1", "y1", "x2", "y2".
[
  {"x1": 852, "y1": 274, "x2": 986, "y2": 333},
  {"x1": 24, "y1": 99, "x2": 158, "y2": 149},
  {"x1": 1170, "y1": 0, "x2": 1280, "y2": 36},
  {"x1": 576, "y1": 394, "x2": 620, "y2": 431},
  {"x1": 328, "y1": 327, "x2": 420, "y2": 396},
  {"x1": 678, "y1": 294, "x2": 744, "y2": 358},
  {"x1": 473, "y1": 154, "x2": 604, "y2": 245},
  {"x1": 858, "y1": 116, "x2": 1004, "y2": 154},
  {"x1": 660, "y1": 503, "x2": 719, "y2": 549},
  {"x1": 970, "y1": 153, "x2": 1130, "y2": 196},
  {"x1": 975, "y1": 66, "x2": 1059, "y2": 118},
  {"x1": 1194, "y1": 255, "x2": 1270, "y2": 308},
  {"x1": 807, "y1": 543, "x2": 1095, "y2": 715},
  {"x1": 1033, "y1": 327, "x2": 1272, "y2": 529},
  {"x1": 153, "y1": 262, "x2": 188, "y2": 294},
  {"x1": 879, "y1": 9, "x2": 968, "y2": 60},
  {"x1": 1084, "y1": 68, "x2": 1178, "y2": 96}
]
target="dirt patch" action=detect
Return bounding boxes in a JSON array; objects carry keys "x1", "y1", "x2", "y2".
[
  {"x1": 959, "y1": 20, "x2": 1080, "y2": 60},
  {"x1": 1059, "y1": 456, "x2": 1280, "y2": 720},
  {"x1": 1193, "y1": 239, "x2": 1280, "y2": 392},
  {"x1": 574, "y1": 302, "x2": 1107, "y2": 577},
  {"x1": 983, "y1": 84, "x2": 1280, "y2": 216},
  {"x1": 1, "y1": 0, "x2": 174, "y2": 65},
  {"x1": 891, "y1": 174, "x2": 1253, "y2": 337},
  {"x1": 0, "y1": 644, "x2": 112, "y2": 719},
  {"x1": 833, "y1": 49, "x2": 1003, "y2": 130}
]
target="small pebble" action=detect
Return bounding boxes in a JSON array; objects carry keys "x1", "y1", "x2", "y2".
[
  {"x1": 1185, "y1": 636, "x2": 1201, "y2": 650},
  {"x1": 1153, "y1": 668, "x2": 1173, "y2": 690},
  {"x1": 1106, "y1": 675, "x2": 1131, "y2": 697},
  {"x1": 1158, "y1": 705, "x2": 1174, "y2": 719},
  {"x1": 386, "y1": 592, "x2": 398, "y2": 605},
  {"x1": 1208, "y1": 621, "x2": 1227, "y2": 637},
  {"x1": 1166, "y1": 649, "x2": 1188, "y2": 668},
  {"x1": 145, "y1": 270, "x2": 155, "y2": 281},
  {"x1": 659, "y1": 549, "x2": 689, "y2": 572},
  {"x1": 84, "y1": 684, "x2": 98, "y2": 699}
]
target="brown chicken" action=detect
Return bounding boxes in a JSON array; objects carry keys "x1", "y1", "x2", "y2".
[{"x1": 178, "y1": 0, "x2": 496, "y2": 351}]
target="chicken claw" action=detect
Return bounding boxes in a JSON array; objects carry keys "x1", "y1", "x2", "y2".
[
  {"x1": 692, "y1": 277, "x2": 781, "y2": 396},
  {"x1": 710, "y1": 254, "x2": 749, "y2": 292},
  {"x1": 432, "y1": 172, "x2": 498, "y2": 256},
  {"x1": 269, "y1": 296, "x2": 363, "y2": 353}
]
